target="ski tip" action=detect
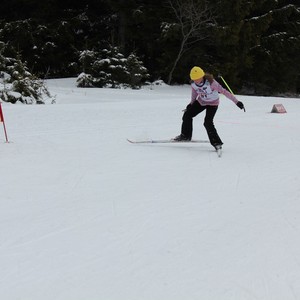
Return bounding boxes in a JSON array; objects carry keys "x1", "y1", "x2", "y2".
[{"x1": 214, "y1": 145, "x2": 223, "y2": 157}]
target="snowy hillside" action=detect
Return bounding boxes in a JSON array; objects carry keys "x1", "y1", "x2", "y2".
[{"x1": 1, "y1": 78, "x2": 300, "y2": 300}]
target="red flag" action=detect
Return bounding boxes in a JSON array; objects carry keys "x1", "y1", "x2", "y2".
[{"x1": 0, "y1": 102, "x2": 9, "y2": 142}]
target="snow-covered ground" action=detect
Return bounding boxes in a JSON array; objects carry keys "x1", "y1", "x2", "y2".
[{"x1": 1, "y1": 78, "x2": 300, "y2": 300}]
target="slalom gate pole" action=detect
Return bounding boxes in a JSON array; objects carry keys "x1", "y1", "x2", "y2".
[{"x1": 0, "y1": 102, "x2": 9, "y2": 143}]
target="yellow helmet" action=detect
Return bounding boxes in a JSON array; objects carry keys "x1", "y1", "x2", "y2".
[{"x1": 190, "y1": 66, "x2": 205, "y2": 80}]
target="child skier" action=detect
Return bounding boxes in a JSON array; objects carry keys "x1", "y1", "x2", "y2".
[{"x1": 174, "y1": 66, "x2": 245, "y2": 150}]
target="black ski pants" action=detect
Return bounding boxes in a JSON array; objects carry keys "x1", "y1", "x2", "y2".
[{"x1": 181, "y1": 101, "x2": 223, "y2": 146}]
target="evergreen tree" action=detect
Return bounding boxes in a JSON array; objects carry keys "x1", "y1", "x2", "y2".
[
  {"x1": 1, "y1": 0, "x2": 299, "y2": 94},
  {"x1": 0, "y1": 44, "x2": 53, "y2": 104},
  {"x1": 126, "y1": 52, "x2": 150, "y2": 89},
  {"x1": 209, "y1": 0, "x2": 300, "y2": 94},
  {"x1": 249, "y1": 0, "x2": 300, "y2": 94},
  {"x1": 76, "y1": 45, "x2": 149, "y2": 89},
  {"x1": 206, "y1": 0, "x2": 272, "y2": 91}
]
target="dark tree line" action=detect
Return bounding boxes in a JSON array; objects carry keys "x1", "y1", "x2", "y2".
[{"x1": 0, "y1": 0, "x2": 299, "y2": 96}]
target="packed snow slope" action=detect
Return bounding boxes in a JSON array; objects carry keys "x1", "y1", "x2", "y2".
[{"x1": 1, "y1": 78, "x2": 300, "y2": 300}]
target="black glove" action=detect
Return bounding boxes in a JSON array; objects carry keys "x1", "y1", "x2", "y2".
[{"x1": 236, "y1": 101, "x2": 245, "y2": 112}]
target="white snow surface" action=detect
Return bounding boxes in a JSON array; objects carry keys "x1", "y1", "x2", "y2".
[{"x1": 1, "y1": 78, "x2": 300, "y2": 300}]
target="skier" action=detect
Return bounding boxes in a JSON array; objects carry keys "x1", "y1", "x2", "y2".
[{"x1": 174, "y1": 66, "x2": 245, "y2": 150}]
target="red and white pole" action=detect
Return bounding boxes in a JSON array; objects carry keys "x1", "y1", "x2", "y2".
[{"x1": 0, "y1": 102, "x2": 9, "y2": 143}]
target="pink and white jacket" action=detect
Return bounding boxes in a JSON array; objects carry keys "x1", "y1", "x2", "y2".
[{"x1": 190, "y1": 79, "x2": 238, "y2": 106}]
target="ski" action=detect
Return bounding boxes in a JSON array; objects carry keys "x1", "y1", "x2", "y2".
[
  {"x1": 127, "y1": 138, "x2": 209, "y2": 144},
  {"x1": 215, "y1": 145, "x2": 222, "y2": 157}
]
